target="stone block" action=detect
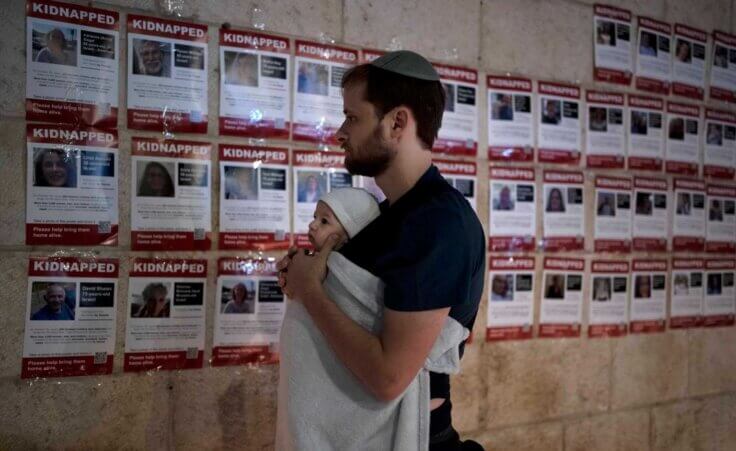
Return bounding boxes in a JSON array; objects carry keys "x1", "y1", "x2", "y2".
[
  {"x1": 471, "y1": 421, "x2": 563, "y2": 451},
  {"x1": 0, "y1": 253, "x2": 33, "y2": 378},
  {"x1": 0, "y1": 119, "x2": 27, "y2": 247},
  {"x1": 576, "y1": 0, "x2": 666, "y2": 18},
  {"x1": 665, "y1": 0, "x2": 732, "y2": 33},
  {"x1": 696, "y1": 393, "x2": 736, "y2": 451},
  {"x1": 0, "y1": 0, "x2": 26, "y2": 118},
  {"x1": 564, "y1": 409, "x2": 650, "y2": 451},
  {"x1": 652, "y1": 400, "x2": 702, "y2": 451},
  {"x1": 688, "y1": 326, "x2": 736, "y2": 396}
]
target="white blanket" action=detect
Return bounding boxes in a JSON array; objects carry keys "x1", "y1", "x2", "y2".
[{"x1": 276, "y1": 252, "x2": 469, "y2": 451}]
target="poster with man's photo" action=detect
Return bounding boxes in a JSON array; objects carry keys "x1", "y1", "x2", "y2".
[
  {"x1": 635, "y1": 16, "x2": 672, "y2": 94},
  {"x1": 213, "y1": 257, "x2": 284, "y2": 366},
  {"x1": 433, "y1": 63, "x2": 478, "y2": 156},
  {"x1": 292, "y1": 40, "x2": 358, "y2": 144},
  {"x1": 539, "y1": 257, "x2": 585, "y2": 338},
  {"x1": 627, "y1": 94, "x2": 665, "y2": 171},
  {"x1": 26, "y1": 124, "x2": 118, "y2": 245},
  {"x1": 672, "y1": 178, "x2": 706, "y2": 252},
  {"x1": 588, "y1": 260, "x2": 629, "y2": 338},
  {"x1": 542, "y1": 170, "x2": 585, "y2": 251},
  {"x1": 704, "y1": 109, "x2": 736, "y2": 179},
  {"x1": 22, "y1": 257, "x2": 117, "y2": 378},
  {"x1": 219, "y1": 144, "x2": 290, "y2": 250},
  {"x1": 705, "y1": 184, "x2": 736, "y2": 253},
  {"x1": 131, "y1": 137, "x2": 212, "y2": 250},
  {"x1": 435, "y1": 159, "x2": 478, "y2": 212},
  {"x1": 124, "y1": 258, "x2": 206, "y2": 372},
  {"x1": 665, "y1": 101, "x2": 701, "y2": 176},
  {"x1": 632, "y1": 177, "x2": 669, "y2": 252},
  {"x1": 593, "y1": 4, "x2": 633, "y2": 85},
  {"x1": 594, "y1": 176, "x2": 632, "y2": 252},
  {"x1": 630, "y1": 260, "x2": 667, "y2": 334},
  {"x1": 671, "y1": 24, "x2": 708, "y2": 100},
  {"x1": 709, "y1": 31, "x2": 736, "y2": 103},
  {"x1": 487, "y1": 76, "x2": 534, "y2": 161},
  {"x1": 486, "y1": 257, "x2": 535, "y2": 341},
  {"x1": 670, "y1": 258, "x2": 704, "y2": 328},
  {"x1": 586, "y1": 90, "x2": 626, "y2": 168},
  {"x1": 219, "y1": 29, "x2": 290, "y2": 138},
  {"x1": 127, "y1": 15, "x2": 208, "y2": 133},
  {"x1": 488, "y1": 166, "x2": 536, "y2": 251},
  {"x1": 703, "y1": 259, "x2": 736, "y2": 327},
  {"x1": 537, "y1": 81, "x2": 581, "y2": 164},
  {"x1": 26, "y1": 0, "x2": 119, "y2": 128}
]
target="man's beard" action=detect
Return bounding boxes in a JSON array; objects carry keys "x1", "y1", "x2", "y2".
[{"x1": 343, "y1": 125, "x2": 396, "y2": 177}]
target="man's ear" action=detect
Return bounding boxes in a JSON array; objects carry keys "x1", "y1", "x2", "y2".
[{"x1": 388, "y1": 107, "x2": 409, "y2": 140}]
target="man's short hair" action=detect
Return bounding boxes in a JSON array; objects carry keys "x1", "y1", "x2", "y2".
[{"x1": 341, "y1": 64, "x2": 446, "y2": 150}]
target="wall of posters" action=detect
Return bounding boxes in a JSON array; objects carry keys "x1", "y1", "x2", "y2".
[
  {"x1": 594, "y1": 176, "x2": 632, "y2": 252},
  {"x1": 487, "y1": 76, "x2": 534, "y2": 162},
  {"x1": 539, "y1": 257, "x2": 584, "y2": 338},
  {"x1": 124, "y1": 258, "x2": 206, "y2": 372},
  {"x1": 213, "y1": 257, "x2": 284, "y2": 366},
  {"x1": 703, "y1": 259, "x2": 736, "y2": 327},
  {"x1": 435, "y1": 158, "x2": 477, "y2": 212},
  {"x1": 130, "y1": 137, "x2": 212, "y2": 250},
  {"x1": 588, "y1": 260, "x2": 629, "y2": 337},
  {"x1": 586, "y1": 90, "x2": 626, "y2": 168},
  {"x1": 709, "y1": 30, "x2": 736, "y2": 103},
  {"x1": 671, "y1": 24, "x2": 708, "y2": 100},
  {"x1": 538, "y1": 81, "x2": 581, "y2": 164},
  {"x1": 593, "y1": 4, "x2": 633, "y2": 85},
  {"x1": 542, "y1": 170, "x2": 585, "y2": 251},
  {"x1": 26, "y1": 0, "x2": 119, "y2": 128},
  {"x1": 705, "y1": 184, "x2": 736, "y2": 253},
  {"x1": 434, "y1": 63, "x2": 478, "y2": 156},
  {"x1": 22, "y1": 257, "x2": 117, "y2": 378},
  {"x1": 671, "y1": 258, "x2": 704, "y2": 328},
  {"x1": 635, "y1": 16, "x2": 672, "y2": 94},
  {"x1": 703, "y1": 109, "x2": 736, "y2": 178},
  {"x1": 26, "y1": 124, "x2": 118, "y2": 245},
  {"x1": 486, "y1": 257, "x2": 535, "y2": 341},
  {"x1": 219, "y1": 29, "x2": 291, "y2": 139},
  {"x1": 627, "y1": 94, "x2": 665, "y2": 171},
  {"x1": 672, "y1": 178, "x2": 706, "y2": 252},
  {"x1": 632, "y1": 176, "x2": 669, "y2": 252},
  {"x1": 488, "y1": 166, "x2": 536, "y2": 251},
  {"x1": 630, "y1": 260, "x2": 667, "y2": 334},
  {"x1": 127, "y1": 14, "x2": 208, "y2": 133},
  {"x1": 665, "y1": 101, "x2": 701, "y2": 176}
]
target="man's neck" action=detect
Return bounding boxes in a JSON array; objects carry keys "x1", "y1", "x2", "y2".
[{"x1": 375, "y1": 150, "x2": 432, "y2": 205}]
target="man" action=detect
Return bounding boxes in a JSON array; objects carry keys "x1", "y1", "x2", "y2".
[
  {"x1": 31, "y1": 284, "x2": 74, "y2": 320},
  {"x1": 136, "y1": 40, "x2": 169, "y2": 77},
  {"x1": 278, "y1": 50, "x2": 485, "y2": 450}
]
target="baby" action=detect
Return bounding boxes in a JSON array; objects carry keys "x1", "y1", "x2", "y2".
[{"x1": 306, "y1": 187, "x2": 380, "y2": 251}]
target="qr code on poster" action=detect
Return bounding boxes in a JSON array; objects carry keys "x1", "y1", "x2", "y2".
[
  {"x1": 194, "y1": 228, "x2": 205, "y2": 240},
  {"x1": 98, "y1": 221, "x2": 111, "y2": 234},
  {"x1": 94, "y1": 352, "x2": 107, "y2": 364},
  {"x1": 186, "y1": 347, "x2": 198, "y2": 359}
]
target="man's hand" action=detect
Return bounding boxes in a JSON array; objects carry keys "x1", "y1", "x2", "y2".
[
  {"x1": 277, "y1": 245, "x2": 298, "y2": 293},
  {"x1": 280, "y1": 235, "x2": 340, "y2": 302}
]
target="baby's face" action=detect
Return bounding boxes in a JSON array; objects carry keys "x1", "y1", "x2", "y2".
[{"x1": 308, "y1": 201, "x2": 348, "y2": 250}]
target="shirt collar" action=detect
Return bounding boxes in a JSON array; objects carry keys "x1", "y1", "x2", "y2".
[{"x1": 378, "y1": 165, "x2": 440, "y2": 214}]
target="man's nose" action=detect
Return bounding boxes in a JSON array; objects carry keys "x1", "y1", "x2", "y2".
[{"x1": 334, "y1": 125, "x2": 347, "y2": 144}]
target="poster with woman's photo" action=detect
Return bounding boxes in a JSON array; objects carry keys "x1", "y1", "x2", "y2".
[
  {"x1": 539, "y1": 257, "x2": 585, "y2": 338},
  {"x1": 635, "y1": 17, "x2": 672, "y2": 94},
  {"x1": 632, "y1": 177, "x2": 669, "y2": 251},
  {"x1": 219, "y1": 144, "x2": 290, "y2": 250},
  {"x1": 672, "y1": 178, "x2": 706, "y2": 251},
  {"x1": 486, "y1": 257, "x2": 535, "y2": 341},
  {"x1": 593, "y1": 5, "x2": 633, "y2": 85},
  {"x1": 487, "y1": 76, "x2": 534, "y2": 161},
  {"x1": 488, "y1": 166, "x2": 536, "y2": 251},
  {"x1": 292, "y1": 40, "x2": 358, "y2": 144},
  {"x1": 435, "y1": 159, "x2": 478, "y2": 212},
  {"x1": 627, "y1": 94, "x2": 665, "y2": 171},
  {"x1": 537, "y1": 81, "x2": 581, "y2": 164},
  {"x1": 670, "y1": 258, "x2": 704, "y2": 328},
  {"x1": 705, "y1": 184, "x2": 736, "y2": 253},
  {"x1": 588, "y1": 260, "x2": 629, "y2": 337},
  {"x1": 586, "y1": 91, "x2": 626, "y2": 168},
  {"x1": 131, "y1": 137, "x2": 212, "y2": 250},
  {"x1": 709, "y1": 31, "x2": 736, "y2": 103},
  {"x1": 26, "y1": 0, "x2": 119, "y2": 128},
  {"x1": 127, "y1": 15, "x2": 208, "y2": 133},
  {"x1": 671, "y1": 24, "x2": 708, "y2": 100},
  {"x1": 26, "y1": 124, "x2": 118, "y2": 245},
  {"x1": 704, "y1": 109, "x2": 736, "y2": 178},
  {"x1": 542, "y1": 170, "x2": 585, "y2": 251},
  {"x1": 594, "y1": 176, "x2": 632, "y2": 252},
  {"x1": 665, "y1": 102, "x2": 701, "y2": 175},
  {"x1": 219, "y1": 29, "x2": 290, "y2": 138},
  {"x1": 703, "y1": 259, "x2": 736, "y2": 327},
  {"x1": 213, "y1": 257, "x2": 284, "y2": 366},
  {"x1": 125, "y1": 258, "x2": 206, "y2": 372},
  {"x1": 433, "y1": 64, "x2": 478, "y2": 156},
  {"x1": 630, "y1": 260, "x2": 668, "y2": 333},
  {"x1": 22, "y1": 257, "x2": 117, "y2": 379}
]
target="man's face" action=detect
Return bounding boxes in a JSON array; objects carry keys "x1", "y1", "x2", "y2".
[
  {"x1": 141, "y1": 42, "x2": 163, "y2": 75},
  {"x1": 45, "y1": 285, "x2": 65, "y2": 313}
]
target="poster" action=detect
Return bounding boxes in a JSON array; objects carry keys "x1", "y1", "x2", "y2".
[
  {"x1": 292, "y1": 40, "x2": 358, "y2": 144},
  {"x1": 486, "y1": 257, "x2": 535, "y2": 341},
  {"x1": 537, "y1": 81, "x2": 581, "y2": 164},
  {"x1": 632, "y1": 176, "x2": 669, "y2": 252},
  {"x1": 588, "y1": 260, "x2": 629, "y2": 338},
  {"x1": 542, "y1": 170, "x2": 585, "y2": 251},
  {"x1": 635, "y1": 16, "x2": 671, "y2": 94},
  {"x1": 539, "y1": 257, "x2": 584, "y2": 338},
  {"x1": 703, "y1": 109, "x2": 736, "y2": 179},
  {"x1": 26, "y1": 124, "x2": 118, "y2": 246},
  {"x1": 703, "y1": 259, "x2": 736, "y2": 327},
  {"x1": 709, "y1": 31, "x2": 736, "y2": 103},
  {"x1": 487, "y1": 76, "x2": 534, "y2": 162},
  {"x1": 360, "y1": 48, "x2": 383, "y2": 63},
  {"x1": 130, "y1": 137, "x2": 212, "y2": 250},
  {"x1": 434, "y1": 63, "x2": 478, "y2": 156},
  {"x1": 127, "y1": 14, "x2": 208, "y2": 133},
  {"x1": 292, "y1": 150, "x2": 354, "y2": 247},
  {"x1": 705, "y1": 184, "x2": 736, "y2": 253},
  {"x1": 665, "y1": 101, "x2": 701, "y2": 176},
  {"x1": 213, "y1": 257, "x2": 284, "y2": 366},
  {"x1": 219, "y1": 144, "x2": 290, "y2": 250},
  {"x1": 124, "y1": 258, "x2": 206, "y2": 372},
  {"x1": 22, "y1": 257, "x2": 117, "y2": 379},
  {"x1": 593, "y1": 4, "x2": 633, "y2": 85},
  {"x1": 630, "y1": 260, "x2": 667, "y2": 333},
  {"x1": 672, "y1": 178, "x2": 706, "y2": 252},
  {"x1": 627, "y1": 94, "x2": 665, "y2": 171},
  {"x1": 435, "y1": 158, "x2": 477, "y2": 212},
  {"x1": 219, "y1": 28, "x2": 290, "y2": 138},
  {"x1": 671, "y1": 24, "x2": 708, "y2": 100},
  {"x1": 594, "y1": 176, "x2": 632, "y2": 252},
  {"x1": 670, "y1": 258, "x2": 703, "y2": 328},
  {"x1": 488, "y1": 166, "x2": 536, "y2": 251},
  {"x1": 586, "y1": 90, "x2": 626, "y2": 168},
  {"x1": 26, "y1": 0, "x2": 119, "y2": 128}
]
